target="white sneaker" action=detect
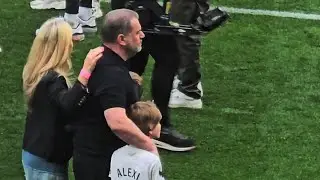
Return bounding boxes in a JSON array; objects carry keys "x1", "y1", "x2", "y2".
[
  {"x1": 171, "y1": 76, "x2": 204, "y2": 97},
  {"x1": 92, "y1": 0, "x2": 103, "y2": 18},
  {"x1": 64, "y1": 13, "x2": 85, "y2": 41},
  {"x1": 169, "y1": 89, "x2": 203, "y2": 109},
  {"x1": 30, "y1": 0, "x2": 65, "y2": 10},
  {"x1": 79, "y1": 7, "x2": 97, "y2": 33}
]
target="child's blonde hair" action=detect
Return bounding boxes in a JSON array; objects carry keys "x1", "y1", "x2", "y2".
[{"x1": 127, "y1": 101, "x2": 162, "y2": 135}]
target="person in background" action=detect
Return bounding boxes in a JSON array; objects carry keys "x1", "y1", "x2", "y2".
[{"x1": 169, "y1": 0, "x2": 229, "y2": 109}]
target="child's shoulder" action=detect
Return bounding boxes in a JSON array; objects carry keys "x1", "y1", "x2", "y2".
[
  {"x1": 134, "y1": 147, "x2": 161, "y2": 164},
  {"x1": 112, "y1": 145, "x2": 160, "y2": 162}
]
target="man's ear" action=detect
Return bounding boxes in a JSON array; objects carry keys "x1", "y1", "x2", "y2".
[{"x1": 117, "y1": 34, "x2": 126, "y2": 46}]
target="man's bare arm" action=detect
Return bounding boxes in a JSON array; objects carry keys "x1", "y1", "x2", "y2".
[{"x1": 104, "y1": 107, "x2": 158, "y2": 155}]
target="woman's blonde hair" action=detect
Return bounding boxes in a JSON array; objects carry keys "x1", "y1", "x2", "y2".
[{"x1": 22, "y1": 17, "x2": 73, "y2": 102}]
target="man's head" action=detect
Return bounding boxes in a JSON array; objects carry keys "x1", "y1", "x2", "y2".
[
  {"x1": 101, "y1": 9, "x2": 145, "y2": 59},
  {"x1": 127, "y1": 101, "x2": 162, "y2": 138}
]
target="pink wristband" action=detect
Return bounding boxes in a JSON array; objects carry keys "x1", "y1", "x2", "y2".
[{"x1": 80, "y1": 69, "x2": 91, "y2": 80}]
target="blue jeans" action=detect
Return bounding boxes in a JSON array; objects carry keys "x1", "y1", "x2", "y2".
[{"x1": 22, "y1": 150, "x2": 69, "y2": 180}]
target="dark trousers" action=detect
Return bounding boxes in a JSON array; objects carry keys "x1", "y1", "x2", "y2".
[
  {"x1": 170, "y1": 0, "x2": 209, "y2": 99},
  {"x1": 127, "y1": 34, "x2": 180, "y2": 127},
  {"x1": 66, "y1": 0, "x2": 92, "y2": 14},
  {"x1": 73, "y1": 153, "x2": 111, "y2": 180},
  {"x1": 175, "y1": 35, "x2": 202, "y2": 99},
  {"x1": 110, "y1": 0, "x2": 127, "y2": 9}
]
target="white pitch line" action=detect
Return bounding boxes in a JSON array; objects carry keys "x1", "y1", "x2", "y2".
[
  {"x1": 102, "y1": 0, "x2": 320, "y2": 20},
  {"x1": 219, "y1": 6, "x2": 320, "y2": 20}
]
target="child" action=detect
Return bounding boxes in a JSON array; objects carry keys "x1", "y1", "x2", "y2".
[{"x1": 109, "y1": 101, "x2": 165, "y2": 180}]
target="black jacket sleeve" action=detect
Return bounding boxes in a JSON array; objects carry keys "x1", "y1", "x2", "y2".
[{"x1": 44, "y1": 71, "x2": 89, "y2": 113}]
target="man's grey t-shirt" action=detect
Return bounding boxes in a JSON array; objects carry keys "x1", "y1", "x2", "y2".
[{"x1": 110, "y1": 145, "x2": 165, "y2": 180}]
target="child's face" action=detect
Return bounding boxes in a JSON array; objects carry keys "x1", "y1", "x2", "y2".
[{"x1": 150, "y1": 122, "x2": 161, "y2": 138}]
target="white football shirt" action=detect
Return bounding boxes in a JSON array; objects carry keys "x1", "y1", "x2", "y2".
[{"x1": 110, "y1": 145, "x2": 165, "y2": 180}]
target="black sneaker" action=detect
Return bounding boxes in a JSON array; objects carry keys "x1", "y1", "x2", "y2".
[
  {"x1": 193, "y1": 7, "x2": 229, "y2": 32},
  {"x1": 153, "y1": 127, "x2": 196, "y2": 152}
]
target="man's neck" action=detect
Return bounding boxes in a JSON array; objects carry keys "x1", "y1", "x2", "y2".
[{"x1": 103, "y1": 43, "x2": 128, "y2": 61}]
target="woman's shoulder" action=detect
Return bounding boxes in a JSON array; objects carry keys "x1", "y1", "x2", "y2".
[{"x1": 40, "y1": 70, "x2": 65, "y2": 84}]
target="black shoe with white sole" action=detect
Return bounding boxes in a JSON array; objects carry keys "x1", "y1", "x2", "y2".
[{"x1": 153, "y1": 127, "x2": 196, "y2": 152}]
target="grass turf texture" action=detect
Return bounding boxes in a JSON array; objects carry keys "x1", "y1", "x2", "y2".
[{"x1": 1, "y1": 0, "x2": 320, "y2": 179}]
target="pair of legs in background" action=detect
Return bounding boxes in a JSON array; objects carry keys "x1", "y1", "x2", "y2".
[
  {"x1": 30, "y1": 0, "x2": 103, "y2": 41},
  {"x1": 30, "y1": 0, "x2": 103, "y2": 18},
  {"x1": 64, "y1": 0, "x2": 97, "y2": 41},
  {"x1": 169, "y1": 0, "x2": 229, "y2": 109},
  {"x1": 168, "y1": 0, "x2": 212, "y2": 109}
]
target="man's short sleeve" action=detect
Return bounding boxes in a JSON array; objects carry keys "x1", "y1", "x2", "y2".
[{"x1": 89, "y1": 65, "x2": 127, "y2": 110}]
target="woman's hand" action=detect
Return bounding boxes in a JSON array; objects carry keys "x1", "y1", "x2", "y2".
[
  {"x1": 78, "y1": 47, "x2": 104, "y2": 86},
  {"x1": 82, "y1": 47, "x2": 104, "y2": 73}
]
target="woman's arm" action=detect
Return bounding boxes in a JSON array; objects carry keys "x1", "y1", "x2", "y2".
[
  {"x1": 48, "y1": 46, "x2": 104, "y2": 112},
  {"x1": 47, "y1": 78, "x2": 89, "y2": 112}
]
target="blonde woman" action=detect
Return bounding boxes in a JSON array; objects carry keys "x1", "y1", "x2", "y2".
[{"x1": 21, "y1": 17, "x2": 103, "y2": 180}]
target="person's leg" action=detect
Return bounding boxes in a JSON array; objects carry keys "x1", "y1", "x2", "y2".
[
  {"x1": 79, "y1": 0, "x2": 92, "y2": 9},
  {"x1": 146, "y1": 34, "x2": 196, "y2": 152},
  {"x1": 92, "y1": 0, "x2": 103, "y2": 19},
  {"x1": 169, "y1": 34, "x2": 203, "y2": 109},
  {"x1": 169, "y1": 0, "x2": 204, "y2": 109},
  {"x1": 65, "y1": 0, "x2": 85, "y2": 41},
  {"x1": 148, "y1": 36, "x2": 178, "y2": 128},
  {"x1": 64, "y1": 0, "x2": 97, "y2": 41},
  {"x1": 176, "y1": 35, "x2": 202, "y2": 99},
  {"x1": 22, "y1": 150, "x2": 69, "y2": 180},
  {"x1": 79, "y1": 0, "x2": 97, "y2": 33},
  {"x1": 73, "y1": 153, "x2": 110, "y2": 180},
  {"x1": 66, "y1": 0, "x2": 79, "y2": 14},
  {"x1": 111, "y1": 0, "x2": 128, "y2": 9}
]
